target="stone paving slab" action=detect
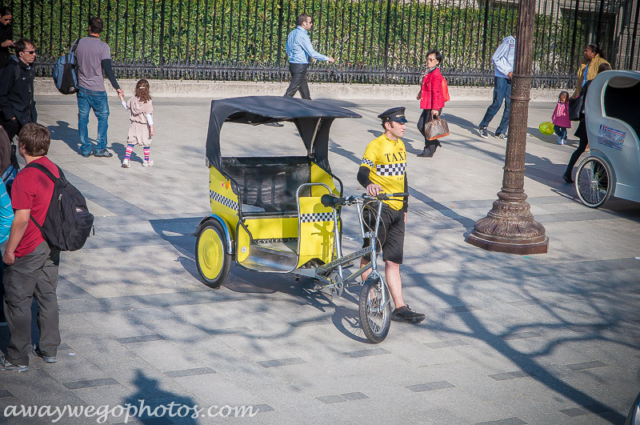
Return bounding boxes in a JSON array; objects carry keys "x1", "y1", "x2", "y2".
[{"x1": 0, "y1": 95, "x2": 638, "y2": 424}]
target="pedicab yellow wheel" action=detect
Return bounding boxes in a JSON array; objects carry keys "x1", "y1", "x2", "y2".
[{"x1": 195, "y1": 221, "x2": 231, "y2": 288}]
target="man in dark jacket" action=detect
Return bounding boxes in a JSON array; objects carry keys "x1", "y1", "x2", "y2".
[
  {"x1": 0, "y1": 7, "x2": 13, "y2": 69},
  {"x1": 0, "y1": 38, "x2": 37, "y2": 140}
]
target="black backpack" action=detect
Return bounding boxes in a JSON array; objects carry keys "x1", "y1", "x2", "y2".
[
  {"x1": 25, "y1": 162, "x2": 94, "y2": 251},
  {"x1": 52, "y1": 39, "x2": 79, "y2": 95}
]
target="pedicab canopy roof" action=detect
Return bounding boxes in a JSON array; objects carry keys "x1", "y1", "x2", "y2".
[{"x1": 206, "y1": 96, "x2": 361, "y2": 170}]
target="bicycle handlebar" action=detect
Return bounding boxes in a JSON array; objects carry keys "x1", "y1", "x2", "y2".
[
  {"x1": 320, "y1": 192, "x2": 409, "y2": 208},
  {"x1": 376, "y1": 192, "x2": 409, "y2": 200}
]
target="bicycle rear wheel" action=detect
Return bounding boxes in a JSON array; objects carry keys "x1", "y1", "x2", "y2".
[
  {"x1": 576, "y1": 156, "x2": 613, "y2": 208},
  {"x1": 359, "y1": 277, "x2": 391, "y2": 343}
]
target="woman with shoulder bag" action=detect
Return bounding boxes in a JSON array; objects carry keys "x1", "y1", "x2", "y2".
[
  {"x1": 571, "y1": 44, "x2": 609, "y2": 102},
  {"x1": 563, "y1": 61, "x2": 612, "y2": 183},
  {"x1": 568, "y1": 44, "x2": 609, "y2": 121},
  {"x1": 416, "y1": 49, "x2": 446, "y2": 158}
]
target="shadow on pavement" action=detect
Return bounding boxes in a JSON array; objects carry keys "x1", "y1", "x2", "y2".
[
  {"x1": 47, "y1": 120, "x2": 89, "y2": 157},
  {"x1": 123, "y1": 369, "x2": 199, "y2": 424},
  {"x1": 147, "y1": 216, "x2": 370, "y2": 341},
  {"x1": 111, "y1": 142, "x2": 143, "y2": 165},
  {"x1": 408, "y1": 268, "x2": 632, "y2": 424}
]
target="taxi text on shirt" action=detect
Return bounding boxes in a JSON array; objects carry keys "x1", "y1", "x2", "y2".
[{"x1": 360, "y1": 133, "x2": 407, "y2": 211}]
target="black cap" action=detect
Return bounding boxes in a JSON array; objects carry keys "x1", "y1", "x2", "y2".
[{"x1": 378, "y1": 107, "x2": 408, "y2": 123}]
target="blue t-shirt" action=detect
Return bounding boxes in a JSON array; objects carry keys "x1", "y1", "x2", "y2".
[
  {"x1": 0, "y1": 182, "x2": 13, "y2": 244},
  {"x1": 582, "y1": 64, "x2": 589, "y2": 87}
]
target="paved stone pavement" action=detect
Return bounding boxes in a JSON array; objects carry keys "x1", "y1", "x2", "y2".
[{"x1": 1, "y1": 94, "x2": 639, "y2": 425}]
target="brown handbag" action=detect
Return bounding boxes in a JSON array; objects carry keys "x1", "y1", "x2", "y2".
[{"x1": 424, "y1": 117, "x2": 450, "y2": 140}]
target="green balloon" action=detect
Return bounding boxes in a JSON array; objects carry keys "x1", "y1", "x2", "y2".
[{"x1": 539, "y1": 122, "x2": 554, "y2": 135}]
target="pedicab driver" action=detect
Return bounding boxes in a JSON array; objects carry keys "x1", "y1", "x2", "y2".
[{"x1": 357, "y1": 107, "x2": 425, "y2": 324}]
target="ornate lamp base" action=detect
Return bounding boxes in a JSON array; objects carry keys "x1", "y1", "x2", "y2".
[
  {"x1": 466, "y1": 0, "x2": 548, "y2": 255},
  {"x1": 466, "y1": 195, "x2": 549, "y2": 255}
]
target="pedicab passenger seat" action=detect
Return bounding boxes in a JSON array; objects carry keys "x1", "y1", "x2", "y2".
[
  {"x1": 222, "y1": 156, "x2": 311, "y2": 215},
  {"x1": 603, "y1": 78, "x2": 640, "y2": 139}
]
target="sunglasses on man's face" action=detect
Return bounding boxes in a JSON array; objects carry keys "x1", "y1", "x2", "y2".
[{"x1": 25, "y1": 50, "x2": 36, "y2": 54}]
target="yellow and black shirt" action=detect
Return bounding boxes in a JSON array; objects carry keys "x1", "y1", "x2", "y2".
[{"x1": 358, "y1": 134, "x2": 408, "y2": 211}]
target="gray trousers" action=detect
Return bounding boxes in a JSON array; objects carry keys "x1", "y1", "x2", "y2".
[
  {"x1": 3, "y1": 241, "x2": 60, "y2": 366},
  {"x1": 284, "y1": 63, "x2": 311, "y2": 100}
]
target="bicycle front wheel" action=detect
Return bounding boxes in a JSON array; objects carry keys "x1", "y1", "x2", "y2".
[{"x1": 359, "y1": 277, "x2": 391, "y2": 343}]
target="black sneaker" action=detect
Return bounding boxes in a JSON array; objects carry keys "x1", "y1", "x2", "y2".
[
  {"x1": 479, "y1": 127, "x2": 489, "y2": 139},
  {"x1": 391, "y1": 305, "x2": 425, "y2": 324},
  {"x1": 562, "y1": 173, "x2": 574, "y2": 184},
  {"x1": 32, "y1": 344, "x2": 57, "y2": 363},
  {"x1": 0, "y1": 355, "x2": 29, "y2": 372},
  {"x1": 93, "y1": 149, "x2": 113, "y2": 158}
]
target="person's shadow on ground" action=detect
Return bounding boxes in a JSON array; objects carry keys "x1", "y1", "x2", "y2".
[
  {"x1": 122, "y1": 369, "x2": 199, "y2": 424},
  {"x1": 47, "y1": 120, "x2": 97, "y2": 157},
  {"x1": 111, "y1": 142, "x2": 144, "y2": 165}
]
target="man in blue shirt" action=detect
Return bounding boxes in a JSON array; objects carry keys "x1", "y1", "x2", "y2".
[
  {"x1": 478, "y1": 36, "x2": 516, "y2": 140},
  {"x1": 284, "y1": 14, "x2": 334, "y2": 100}
]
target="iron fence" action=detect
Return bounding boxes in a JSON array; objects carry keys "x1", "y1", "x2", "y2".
[{"x1": 10, "y1": 0, "x2": 640, "y2": 88}]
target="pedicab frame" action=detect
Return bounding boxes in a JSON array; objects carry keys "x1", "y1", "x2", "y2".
[{"x1": 575, "y1": 70, "x2": 640, "y2": 208}]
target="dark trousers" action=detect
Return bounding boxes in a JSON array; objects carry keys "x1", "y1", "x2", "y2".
[
  {"x1": 284, "y1": 63, "x2": 311, "y2": 100},
  {"x1": 565, "y1": 118, "x2": 589, "y2": 176},
  {"x1": 3, "y1": 242, "x2": 60, "y2": 366},
  {"x1": 480, "y1": 76, "x2": 511, "y2": 135},
  {"x1": 2, "y1": 118, "x2": 23, "y2": 141},
  {"x1": 417, "y1": 109, "x2": 443, "y2": 156}
]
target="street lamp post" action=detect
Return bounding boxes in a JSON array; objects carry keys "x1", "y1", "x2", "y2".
[{"x1": 466, "y1": 0, "x2": 549, "y2": 255}]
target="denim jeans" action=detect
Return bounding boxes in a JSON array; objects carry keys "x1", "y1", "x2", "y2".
[
  {"x1": 480, "y1": 76, "x2": 511, "y2": 135},
  {"x1": 77, "y1": 87, "x2": 110, "y2": 154},
  {"x1": 554, "y1": 125, "x2": 567, "y2": 139}
]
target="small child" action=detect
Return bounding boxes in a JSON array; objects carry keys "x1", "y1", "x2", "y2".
[
  {"x1": 552, "y1": 91, "x2": 571, "y2": 145},
  {"x1": 122, "y1": 79, "x2": 155, "y2": 168}
]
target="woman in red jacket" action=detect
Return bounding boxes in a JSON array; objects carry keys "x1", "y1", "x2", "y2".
[{"x1": 416, "y1": 50, "x2": 445, "y2": 157}]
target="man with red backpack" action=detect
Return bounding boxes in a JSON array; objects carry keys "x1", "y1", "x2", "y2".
[{"x1": 1, "y1": 123, "x2": 60, "y2": 372}]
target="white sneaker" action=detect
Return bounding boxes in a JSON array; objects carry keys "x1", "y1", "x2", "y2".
[
  {"x1": 122, "y1": 158, "x2": 130, "y2": 168},
  {"x1": 142, "y1": 159, "x2": 154, "y2": 167}
]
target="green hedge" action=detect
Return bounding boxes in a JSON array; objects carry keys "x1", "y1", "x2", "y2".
[{"x1": 15, "y1": 0, "x2": 587, "y2": 74}]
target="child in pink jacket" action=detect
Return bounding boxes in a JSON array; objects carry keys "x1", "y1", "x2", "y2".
[{"x1": 552, "y1": 91, "x2": 571, "y2": 145}]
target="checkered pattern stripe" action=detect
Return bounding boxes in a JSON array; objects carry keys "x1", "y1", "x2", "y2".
[
  {"x1": 361, "y1": 158, "x2": 374, "y2": 168},
  {"x1": 210, "y1": 190, "x2": 239, "y2": 211},
  {"x1": 300, "y1": 212, "x2": 334, "y2": 223},
  {"x1": 376, "y1": 162, "x2": 406, "y2": 176}
]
